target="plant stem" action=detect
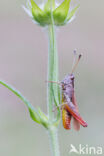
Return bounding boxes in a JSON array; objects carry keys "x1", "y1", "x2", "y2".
[
  {"x1": 47, "y1": 0, "x2": 60, "y2": 120},
  {"x1": 48, "y1": 127, "x2": 60, "y2": 156},
  {"x1": 47, "y1": 18, "x2": 60, "y2": 156},
  {"x1": 47, "y1": 1, "x2": 60, "y2": 155},
  {"x1": 47, "y1": 24, "x2": 56, "y2": 120}
]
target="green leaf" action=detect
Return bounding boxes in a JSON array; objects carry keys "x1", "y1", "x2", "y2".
[
  {"x1": 37, "y1": 108, "x2": 49, "y2": 128},
  {"x1": 30, "y1": 0, "x2": 49, "y2": 26},
  {"x1": 38, "y1": 107, "x2": 48, "y2": 122},
  {"x1": 29, "y1": 108, "x2": 41, "y2": 123},
  {"x1": 44, "y1": 0, "x2": 55, "y2": 16},
  {"x1": 53, "y1": 0, "x2": 71, "y2": 25},
  {"x1": 66, "y1": 4, "x2": 80, "y2": 23},
  {"x1": 0, "y1": 80, "x2": 41, "y2": 124}
]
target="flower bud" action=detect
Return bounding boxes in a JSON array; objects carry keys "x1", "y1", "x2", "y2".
[{"x1": 23, "y1": 0, "x2": 79, "y2": 26}]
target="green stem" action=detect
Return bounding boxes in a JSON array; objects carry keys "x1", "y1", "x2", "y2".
[
  {"x1": 47, "y1": 1, "x2": 60, "y2": 155},
  {"x1": 47, "y1": 11, "x2": 60, "y2": 121},
  {"x1": 47, "y1": 24, "x2": 56, "y2": 120},
  {"x1": 48, "y1": 127, "x2": 60, "y2": 156},
  {"x1": 47, "y1": 11, "x2": 60, "y2": 156}
]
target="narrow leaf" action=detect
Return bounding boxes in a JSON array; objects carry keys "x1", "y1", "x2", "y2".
[
  {"x1": 38, "y1": 107, "x2": 48, "y2": 122},
  {"x1": 30, "y1": 0, "x2": 49, "y2": 26},
  {"x1": 0, "y1": 80, "x2": 41, "y2": 124},
  {"x1": 37, "y1": 108, "x2": 49, "y2": 128},
  {"x1": 53, "y1": 0, "x2": 71, "y2": 25},
  {"x1": 29, "y1": 108, "x2": 41, "y2": 123},
  {"x1": 44, "y1": 0, "x2": 55, "y2": 15},
  {"x1": 66, "y1": 5, "x2": 80, "y2": 22}
]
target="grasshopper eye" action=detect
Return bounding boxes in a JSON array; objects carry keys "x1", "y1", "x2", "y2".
[
  {"x1": 70, "y1": 75, "x2": 74, "y2": 80},
  {"x1": 71, "y1": 77, "x2": 74, "y2": 80}
]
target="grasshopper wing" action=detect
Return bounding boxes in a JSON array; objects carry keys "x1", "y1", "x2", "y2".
[
  {"x1": 72, "y1": 93, "x2": 80, "y2": 131},
  {"x1": 64, "y1": 102, "x2": 88, "y2": 128}
]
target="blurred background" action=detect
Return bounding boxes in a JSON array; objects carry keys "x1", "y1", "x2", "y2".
[{"x1": 0, "y1": 0, "x2": 104, "y2": 155}]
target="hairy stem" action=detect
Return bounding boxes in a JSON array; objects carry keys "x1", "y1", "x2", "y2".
[
  {"x1": 47, "y1": 24, "x2": 56, "y2": 120},
  {"x1": 48, "y1": 127, "x2": 60, "y2": 156},
  {"x1": 47, "y1": 1, "x2": 60, "y2": 155},
  {"x1": 47, "y1": 17, "x2": 60, "y2": 156},
  {"x1": 47, "y1": 0, "x2": 60, "y2": 120}
]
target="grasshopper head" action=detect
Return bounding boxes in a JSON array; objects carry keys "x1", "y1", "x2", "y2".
[{"x1": 61, "y1": 74, "x2": 74, "y2": 87}]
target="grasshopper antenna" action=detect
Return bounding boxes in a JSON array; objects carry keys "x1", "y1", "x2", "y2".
[
  {"x1": 71, "y1": 54, "x2": 82, "y2": 74},
  {"x1": 71, "y1": 49, "x2": 77, "y2": 72}
]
